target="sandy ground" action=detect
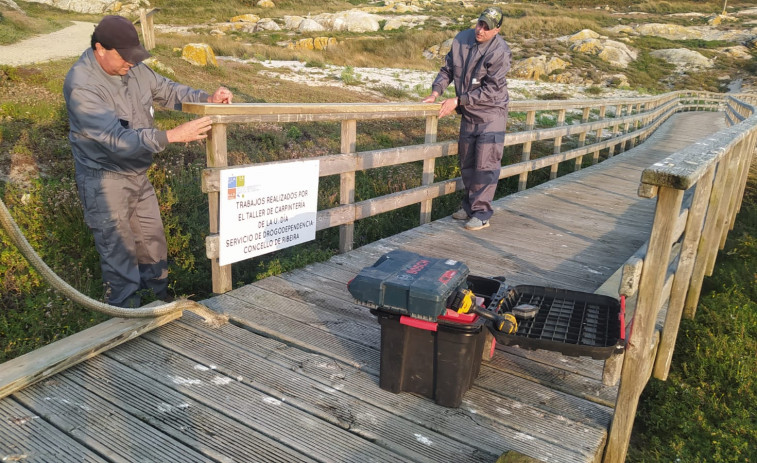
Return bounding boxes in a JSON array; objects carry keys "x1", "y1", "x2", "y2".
[
  {"x1": 0, "y1": 21, "x2": 95, "y2": 66},
  {"x1": 0, "y1": 21, "x2": 640, "y2": 100}
]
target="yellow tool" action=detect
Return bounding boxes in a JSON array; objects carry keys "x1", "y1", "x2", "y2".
[{"x1": 451, "y1": 289, "x2": 518, "y2": 334}]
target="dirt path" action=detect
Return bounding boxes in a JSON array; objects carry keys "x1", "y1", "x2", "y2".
[{"x1": 0, "y1": 21, "x2": 94, "y2": 66}]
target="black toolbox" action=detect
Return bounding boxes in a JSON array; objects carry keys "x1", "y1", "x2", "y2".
[
  {"x1": 374, "y1": 309, "x2": 486, "y2": 408},
  {"x1": 490, "y1": 285, "x2": 625, "y2": 359},
  {"x1": 370, "y1": 273, "x2": 507, "y2": 408}
]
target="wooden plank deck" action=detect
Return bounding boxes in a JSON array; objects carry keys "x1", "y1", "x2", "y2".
[{"x1": 0, "y1": 112, "x2": 726, "y2": 463}]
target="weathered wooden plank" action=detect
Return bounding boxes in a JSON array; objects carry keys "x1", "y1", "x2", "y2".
[
  {"x1": 483, "y1": 351, "x2": 618, "y2": 408},
  {"x1": 61, "y1": 356, "x2": 329, "y2": 463},
  {"x1": 171, "y1": 315, "x2": 607, "y2": 462},
  {"x1": 106, "y1": 336, "x2": 490, "y2": 463},
  {"x1": 0, "y1": 398, "x2": 109, "y2": 463},
  {"x1": 0, "y1": 312, "x2": 181, "y2": 401},
  {"x1": 204, "y1": 291, "x2": 380, "y2": 372},
  {"x1": 13, "y1": 375, "x2": 214, "y2": 463}
]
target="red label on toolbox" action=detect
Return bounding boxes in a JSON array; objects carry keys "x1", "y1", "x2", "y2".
[
  {"x1": 438, "y1": 270, "x2": 457, "y2": 285},
  {"x1": 405, "y1": 259, "x2": 430, "y2": 275}
]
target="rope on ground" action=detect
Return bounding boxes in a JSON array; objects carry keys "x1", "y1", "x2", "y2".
[{"x1": 0, "y1": 195, "x2": 228, "y2": 327}]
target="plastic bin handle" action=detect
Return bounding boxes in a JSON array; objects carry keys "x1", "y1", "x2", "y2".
[{"x1": 400, "y1": 315, "x2": 438, "y2": 332}]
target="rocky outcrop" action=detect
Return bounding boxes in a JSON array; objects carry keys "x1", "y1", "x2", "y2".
[
  {"x1": 181, "y1": 43, "x2": 217, "y2": 67},
  {"x1": 21, "y1": 0, "x2": 146, "y2": 15},
  {"x1": 0, "y1": 0, "x2": 23, "y2": 12},
  {"x1": 719, "y1": 45, "x2": 753, "y2": 60},
  {"x1": 256, "y1": 18, "x2": 281, "y2": 31},
  {"x1": 298, "y1": 19, "x2": 326, "y2": 32},
  {"x1": 620, "y1": 23, "x2": 756, "y2": 43},
  {"x1": 565, "y1": 29, "x2": 637, "y2": 68},
  {"x1": 650, "y1": 48, "x2": 714, "y2": 70},
  {"x1": 422, "y1": 38, "x2": 453, "y2": 60},
  {"x1": 510, "y1": 55, "x2": 570, "y2": 81},
  {"x1": 286, "y1": 37, "x2": 338, "y2": 51}
]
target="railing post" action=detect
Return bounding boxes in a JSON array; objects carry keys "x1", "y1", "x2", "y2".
[
  {"x1": 604, "y1": 186, "x2": 684, "y2": 463},
  {"x1": 518, "y1": 110, "x2": 535, "y2": 191},
  {"x1": 551, "y1": 108, "x2": 565, "y2": 179},
  {"x1": 207, "y1": 123, "x2": 232, "y2": 294},
  {"x1": 683, "y1": 148, "x2": 733, "y2": 318},
  {"x1": 593, "y1": 105, "x2": 606, "y2": 164},
  {"x1": 653, "y1": 166, "x2": 715, "y2": 380},
  {"x1": 138, "y1": 8, "x2": 156, "y2": 51},
  {"x1": 420, "y1": 116, "x2": 438, "y2": 225},
  {"x1": 575, "y1": 106, "x2": 590, "y2": 171},
  {"x1": 339, "y1": 119, "x2": 357, "y2": 253},
  {"x1": 609, "y1": 104, "x2": 622, "y2": 157}
]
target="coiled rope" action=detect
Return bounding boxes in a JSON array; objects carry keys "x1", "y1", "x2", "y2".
[{"x1": 0, "y1": 196, "x2": 228, "y2": 327}]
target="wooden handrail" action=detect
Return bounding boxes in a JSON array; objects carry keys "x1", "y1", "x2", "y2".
[
  {"x1": 184, "y1": 90, "x2": 722, "y2": 293},
  {"x1": 603, "y1": 93, "x2": 757, "y2": 463}
]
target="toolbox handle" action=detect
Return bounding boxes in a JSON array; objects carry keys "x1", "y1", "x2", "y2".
[{"x1": 400, "y1": 316, "x2": 438, "y2": 332}]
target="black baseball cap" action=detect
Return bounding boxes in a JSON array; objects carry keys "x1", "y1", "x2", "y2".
[
  {"x1": 479, "y1": 7, "x2": 504, "y2": 30},
  {"x1": 94, "y1": 15, "x2": 151, "y2": 64}
]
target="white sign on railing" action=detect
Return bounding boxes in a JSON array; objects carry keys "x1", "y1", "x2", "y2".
[{"x1": 219, "y1": 160, "x2": 319, "y2": 265}]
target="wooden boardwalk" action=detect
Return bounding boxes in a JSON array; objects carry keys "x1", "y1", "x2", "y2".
[{"x1": 0, "y1": 112, "x2": 726, "y2": 463}]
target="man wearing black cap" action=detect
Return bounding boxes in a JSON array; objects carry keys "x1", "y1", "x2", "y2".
[
  {"x1": 63, "y1": 15, "x2": 233, "y2": 307},
  {"x1": 423, "y1": 7, "x2": 511, "y2": 231}
]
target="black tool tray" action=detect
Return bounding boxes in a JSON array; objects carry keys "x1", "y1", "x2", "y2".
[{"x1": 489, "y1": 285, "x2": 625, "y2": 359}]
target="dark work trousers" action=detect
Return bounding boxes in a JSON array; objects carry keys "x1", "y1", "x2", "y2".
[
  {"x1": 75, "y1": 168, "x2": 168, "y2": 308},
  {"x1": 458, "y1": 113, "x2": 508, "y2": 222}
]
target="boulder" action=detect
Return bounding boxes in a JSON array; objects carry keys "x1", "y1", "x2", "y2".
[
  {"x1": 569, "y1": 36, "x2": 637, "y2": 68},
  {"x1": 257, "y1": 0, "x2": 275, "y2": 7},
  {"x1": 284, "y1": 15, "x2": 304, "y2": 30},
  {"x1": 313, "y1": 37, "x2": 338, "y2": 50},
  {"x1": 568, "y1": 29, "x2": 600, "y2": 42},
  {"x1": 231, "y1": 14, "x2": 260, "y2": 23},
  {"x1": 383, "y1": 16, "x2": 428, "y2": 31},
  {"x1": 598, "y1": 40, "x2": 637, "y2": 68},
  {"x1": 331, "y1": 11, "x2": 381, "y2": 32},
  {"x1": 181, "y1": 43, "x2": 218, "y2": 67},
  {"x1": 287, "y1": 37, "x2": 338, "y2": 51},
  {"x1": 510, "y1": 55, "x2": 570, "y2": 80},
  {"x1": 0, "y1": 0, "x2": 24, "y2": 12},
  {"x1": 720, "y1": 45, "x2": 752, "y2": 60},
  {"x1": 650, "y1": 48, "x2": 714, "y2": 70},
  {"x1": 422, "y1": 37, "x2": 453, "y2": 60},
  {"x1": 256, "y1": 18, "x2": 280, "y2": 31},
  {"x1": 299, "y1": 18, "x2": 326, "y2": 32},
  {"x1": 635, "y1": 23, "x2": 701, "y2": 40}
]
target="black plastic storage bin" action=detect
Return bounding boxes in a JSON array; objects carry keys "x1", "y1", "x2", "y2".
[
  {"x1": 490, "y1": 285, "x2": 625, "y2": 359},
  {"x1": 375, "y1": 309, "x2": 486, "y2": 408}
]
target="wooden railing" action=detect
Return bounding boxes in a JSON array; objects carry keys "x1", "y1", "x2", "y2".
[
  {"x1": 602, "y1": 92, "x2": 757, "y2": 462},
  {"x1": 184, "y1": 91, "x2": 721, "y2": 293}
]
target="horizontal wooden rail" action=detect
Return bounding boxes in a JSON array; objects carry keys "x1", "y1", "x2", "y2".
[{"x1": 185, "y1": 90, "x2": 723, "y2": 293}]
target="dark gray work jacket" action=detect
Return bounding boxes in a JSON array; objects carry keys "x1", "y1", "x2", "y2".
[
  {"x1": 431, "y1": 28, "x2": 511, "y2": 124},
  {"x1": 63, "y1": 48, "x2": 210, "y2": 175}
]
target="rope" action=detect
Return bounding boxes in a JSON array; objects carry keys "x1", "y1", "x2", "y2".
[{"x1": 0, "y1": 195, "x2": 228, "y2": 327}]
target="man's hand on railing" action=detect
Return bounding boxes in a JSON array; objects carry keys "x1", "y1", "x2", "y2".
[
  {"x1": 166, "y1": 116, "x2": 213, "y2": 143},
  {"x1": 422, "y1": 92, "x2": 457, "y2": 119},
  {"x1": 208, "y1": 86, "x2": 233, "y2": 104}
]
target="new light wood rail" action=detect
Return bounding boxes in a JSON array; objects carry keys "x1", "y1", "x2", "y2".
[{"x1": 184, "y1": 91, "x2": 720, "y2": 294}]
